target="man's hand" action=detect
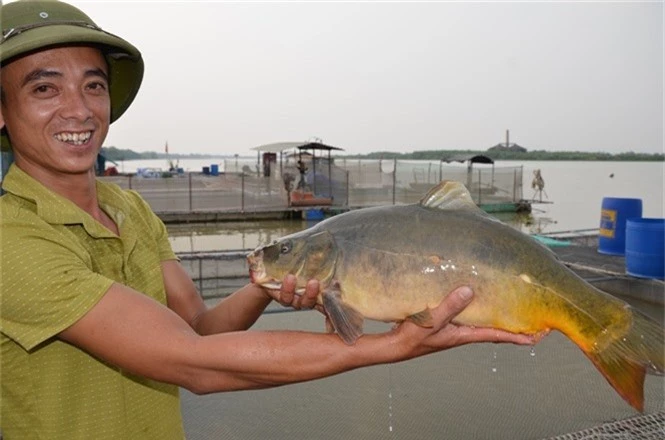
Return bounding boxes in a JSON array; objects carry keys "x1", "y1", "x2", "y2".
[
  {"x1": 394, "y1": 286, "x2": 536, "y2": 359},
  {"x1": 264, "y1": 274, "x2": 321, "y2": 311}
]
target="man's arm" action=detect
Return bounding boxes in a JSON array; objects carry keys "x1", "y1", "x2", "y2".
[
  {"x1": 58, "y1": 281, "x2": 534, "y2": 394},
  {"x1": 160, "y1": 260, "x2": 320, "y2": 335}
]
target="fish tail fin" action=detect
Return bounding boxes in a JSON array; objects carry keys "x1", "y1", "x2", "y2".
[
  {"x1": 585, "y1": 346, "x2": 646, "y2": 411},
  {"x1": 584, "y1": 310, "x2": 664, "y2": 412}
]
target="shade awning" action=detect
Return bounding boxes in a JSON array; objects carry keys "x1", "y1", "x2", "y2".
[{"x1": 252, "y1": 141, "x2": 345, "y2": 154}]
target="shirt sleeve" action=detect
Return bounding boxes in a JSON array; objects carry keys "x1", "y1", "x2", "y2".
[{"x1": 0, "y1": 221, "x2": 114, "y2": 351}]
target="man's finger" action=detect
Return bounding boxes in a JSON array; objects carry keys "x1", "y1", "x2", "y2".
[
  {"x1": 453, "y1": 326, "x2": 536, "y2": 346},
  {"x1": 300, "y1": 279, "x2": 320, "y2": 309},
  {"x1": 280, "y1": 274, "x2": 296, "y2": 305},
  {"x1": 430, "y1": 286, "x2": 474, "y2": 330}
]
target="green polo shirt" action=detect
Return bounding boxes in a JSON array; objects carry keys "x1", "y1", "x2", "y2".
[{"x1": 0, "y1": 164, "x2": 185, "y2": 439}]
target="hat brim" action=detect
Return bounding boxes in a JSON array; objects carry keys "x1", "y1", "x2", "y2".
[{"x1": 1, "y1": 24, "x2": 144, "y2": 151}]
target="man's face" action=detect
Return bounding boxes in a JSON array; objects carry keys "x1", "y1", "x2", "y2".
[{"x1": 0, "y1": 46, "x2": 110, "y2": 177}]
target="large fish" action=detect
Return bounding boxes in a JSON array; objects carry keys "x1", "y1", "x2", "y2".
[{"x1": 247, "y1": 181, "x2": 664, "y2": 411}]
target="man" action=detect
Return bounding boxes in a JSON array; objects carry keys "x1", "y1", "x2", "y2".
[
  {"x1": 297, "y1": 159, "x2": 308, "y2": 189},
  {"x1": 0, "y1": 1, "x2": 533, "y2": 438}
]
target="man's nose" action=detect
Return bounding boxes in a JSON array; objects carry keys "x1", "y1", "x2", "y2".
[{"x1": 60, "y1": 89, "x2": 95, "y2": 121}]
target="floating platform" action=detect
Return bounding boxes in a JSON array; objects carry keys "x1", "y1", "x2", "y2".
[
  {"x1": 157, "y1": 206, "x2": 350, "y2": 224},
  {"x1": 289, "y1": 190, "x2": 332, "y2": 207},
  {"x1": 549, "y1": 239, "x2": 664, "y2": 306},
  {"x1": 156, "y1": 201, "x2": 530, "y2": 224}
]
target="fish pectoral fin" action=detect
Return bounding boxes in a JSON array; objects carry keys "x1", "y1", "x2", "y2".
[
  {"x1": 324, "y1": 316, "x2": 335, "y2": 334},
  {"x1": 407, "y1": 308, "x2": 434, "y2": 327},
  {"x1": 322, "y1": 287, "x2": 364, "y2": 346}
]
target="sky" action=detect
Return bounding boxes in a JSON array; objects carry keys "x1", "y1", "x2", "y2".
[{"x1": 36, "y1": 1, "x2": 665, "y2": 155}]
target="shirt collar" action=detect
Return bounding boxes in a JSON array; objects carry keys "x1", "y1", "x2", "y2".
[{"x1": 2, "y1": 164, "x2": 129, "y2": 237}]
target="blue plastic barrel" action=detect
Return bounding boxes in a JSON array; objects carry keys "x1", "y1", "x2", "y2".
[
  {"x1": 305, "y1": 209, "x2": 324, "y2": 221},
  {"x1": 598, "y1": 197, "x2": 642, "y2": 255},
  {"x1": 210, "y1": 164, "x2": 219, "y2": 176},
  {"x1": 625, "y1": 218, "x2": 665, "y2": 280}
]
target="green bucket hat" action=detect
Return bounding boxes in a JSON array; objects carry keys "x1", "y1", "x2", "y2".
[{"x1": 0, "y1": 0, "x2": 144, "y2": 151}]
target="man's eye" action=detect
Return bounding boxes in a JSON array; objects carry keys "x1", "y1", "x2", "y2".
[
  {"x1": 31, "y1": 84, "x2": 59, "y2": 98},
  {"x1": 34, "y1": 85, "x2": 53, "y2": 93},
  {"x1": 88, "y1": 82, "x2": 108, "y2": 92}
]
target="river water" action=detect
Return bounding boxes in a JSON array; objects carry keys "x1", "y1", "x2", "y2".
[
  {"x1": 117, "y1": 158, "x2": 663, "y2": 253},
  {"x1": 508, "y1": 160, "x2": 664, "y2": 231}
]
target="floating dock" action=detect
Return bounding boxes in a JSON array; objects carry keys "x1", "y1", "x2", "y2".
[{"x1": 156, "y1": 200, "x2": 532, "y2": 224}]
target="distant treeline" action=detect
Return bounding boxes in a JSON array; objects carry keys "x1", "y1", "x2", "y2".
[
  {"x1": 347, "y1": 149, "x2": 664, "y2": 161},
  {"x1": 101, "y1": 146, "x2": 227, "y2": 162},
  {"x1": 101, "y1": 146, "x2": 663, "y2": 162}
]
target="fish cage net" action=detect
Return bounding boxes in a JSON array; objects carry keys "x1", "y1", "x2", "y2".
[
  {"x1": 546, "y1": 412, "x2": 665, "y2": 440},
  {"x1": 100, "y1": 159, "x2": 526, "y2": 212},
  {"x1": 178, "y1": 251, "x2": 250, "y2": 299}
]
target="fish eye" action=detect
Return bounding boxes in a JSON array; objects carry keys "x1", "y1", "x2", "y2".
[{"x1": 280, "y1": 241, "x2": 292, "y2": 255}]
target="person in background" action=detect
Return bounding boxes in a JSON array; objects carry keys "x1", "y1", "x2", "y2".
[
  {"x1": 296, "y1": 158, "x2": 309, "y2": 189},
  {"x1": 0, "y1": 1, "x2": 534, "y2": 438}
]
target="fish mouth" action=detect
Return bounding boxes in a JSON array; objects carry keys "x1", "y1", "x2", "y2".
[
  {"x1": 247, "y1": 249, "x2": 281, "y2": 288},
  {"x1": 246, "y1": 248, "x2": 306, "y2": 295}
]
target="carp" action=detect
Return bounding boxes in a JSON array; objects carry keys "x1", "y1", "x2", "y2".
[{"x1": 247, "y1": 181, "x2": 664, "y2": 411}]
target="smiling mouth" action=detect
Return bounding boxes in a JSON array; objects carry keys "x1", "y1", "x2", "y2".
[{"x1": 54, "y1": 131, "x2": 92, "y2": 145}]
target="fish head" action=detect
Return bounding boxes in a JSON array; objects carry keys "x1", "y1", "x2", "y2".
[{"x1": 248, "y1": 230, "x2": 338, "y2": 290}]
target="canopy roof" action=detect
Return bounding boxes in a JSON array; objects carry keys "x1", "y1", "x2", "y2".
[{"x1": 252, "y1": 141, "x2": 345, "y2": 154}]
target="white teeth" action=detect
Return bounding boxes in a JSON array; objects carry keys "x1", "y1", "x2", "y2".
[{"x1": 54, "y1": 131, "x2": 92, "y2": 145}]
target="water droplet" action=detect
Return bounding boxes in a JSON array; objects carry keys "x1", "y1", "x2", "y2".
[
  {"x1": 530, "y1": 347, "x2": 536, "y2": 357},
  {"x1": 493, "y1": 351, "x2": 497, "y2": 359},
  {"x1": 492, "y1": 367, "x2": 497, "y2": 373},
  {"x1": 388, "y1": 367, "x2": 394, "y2": 433}
]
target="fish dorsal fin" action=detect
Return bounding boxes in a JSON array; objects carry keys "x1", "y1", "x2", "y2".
[{"x1": 419, "y1": 180, "x2": 483, "y2": 212}]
